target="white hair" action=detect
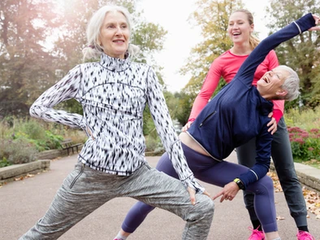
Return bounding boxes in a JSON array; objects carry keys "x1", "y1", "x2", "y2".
[
  {"x1": 82, "y1": 5, "x2": 139, "y2": 61},
  {"x1": 277, "y1": 65, "x2": 300, "y2": 101}
]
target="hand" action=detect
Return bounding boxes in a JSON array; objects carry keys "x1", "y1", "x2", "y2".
[
  {"x1": 86, "y1": 126, "x2": 95, "y2": 140},
  {"x1": 187, "y1": 187, "x2": 211, "y2": 205},
  {"x1": 212, "y1": 181, "x2": 240, "y2": 203},
  {"x1": 182, "y1": 121, "x2": 193, "y2": 132},
  {"x1": 309, "y1": 15, "x2": 320, "y2": 31},
  {"x1": 267, "y1": 113, "x2": 277, "y2": 135}
]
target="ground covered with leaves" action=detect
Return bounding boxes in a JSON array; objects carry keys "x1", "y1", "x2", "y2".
[{"x1": 268, "y1": 171, "x2": 320, "y2": 220}]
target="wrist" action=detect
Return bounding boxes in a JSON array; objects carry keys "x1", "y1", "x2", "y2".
[
  {"x1": 233, "y1": 178, "x2": 245, "y2": 190},
  {"x1": 188, "y1": 118, "x2": 195, "y2": 123}
]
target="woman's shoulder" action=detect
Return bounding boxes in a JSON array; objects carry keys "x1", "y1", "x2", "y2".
[
  {"x1": 265, "y1": 49, "x2": 278, "y2": 58},
  {"x1": 211, "y1": 50, "x2": 245, "y2": 68},
  {"x1": 77, "y1": 61, "x2": 100, "y2": 69}
]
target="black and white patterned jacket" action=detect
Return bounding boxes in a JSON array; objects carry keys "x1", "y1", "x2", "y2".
[{"x1": 30, "y1": 53, "x2": 203, "y2": 192}]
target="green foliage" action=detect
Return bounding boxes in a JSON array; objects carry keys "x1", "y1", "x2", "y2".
[
  {"x1": 0, "y1": 138, "x2": 38, "y2": 165},
  {"x1": 181, "y1": 0, "x2": 244, "y2": 95},
  {"x1": 285, "y1": 105, "x2": 320, "y2": 130},
  {"x1": 288, "y1": 126, "x2": 320, "y2": 161},
  {"x1": 1, "y1": 0, "x2": 167, "y2": 118},
  {"x1": 1, "y1": 116, "x2": 85, "y2": 150},
  {"x1": 266, "y1": 0, "x2": 320, "y2": 108},
  {"x1": 285, "y1": 106, "x2": 320, "y2": 163},
  {"x1": 145, "y1": 135, "x2": 161, "y2": 152},
  {"x1": 3, "y1": 118, "x2": 64, "y2": 152},
  {"x1": 0, "y1": 0, "x2": 59, "y2": 117},
  {"x1": 0, "y1": 158, "x2": 12, "y2": 168}
]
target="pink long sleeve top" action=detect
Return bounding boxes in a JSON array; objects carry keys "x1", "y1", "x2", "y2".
[{"x1": 189, "y1": 50, "x2": 283, "y2": 123}]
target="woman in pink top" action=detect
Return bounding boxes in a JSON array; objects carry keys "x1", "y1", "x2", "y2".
[{"x1": 183, "y1": 9, "x2": 314, "y2": 240}]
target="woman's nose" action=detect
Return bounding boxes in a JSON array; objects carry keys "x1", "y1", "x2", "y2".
[
  {"x1": 115, "y1": 26, "x2": 123, "y2": 35},
  {"x1": 233, "y1": 24, "x2": 239, "y2": 29}
]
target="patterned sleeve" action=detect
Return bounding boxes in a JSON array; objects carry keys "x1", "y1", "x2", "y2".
[
  {"x1": 146, "y1": 67, "x2": 204, "y2": 193},
  {"x1": 29, "y1": 65, "x2": 85, "y2": 129}
]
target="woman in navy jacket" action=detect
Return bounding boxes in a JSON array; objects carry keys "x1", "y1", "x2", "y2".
[{"x1": 115, "y1": 13, "x2": 320, "y2": 240}]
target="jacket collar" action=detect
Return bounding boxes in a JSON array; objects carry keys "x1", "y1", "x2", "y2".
[
  {"x1": 259, "y1": 97, "x2": 274, "y2": 116},
  {"x1": 99, "y1": 53, "x2": 130, "y2": 72}
]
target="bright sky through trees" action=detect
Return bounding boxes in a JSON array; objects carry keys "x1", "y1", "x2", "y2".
[{"x1": 139, "y1": 0, "x2": 269, "y2": 92}]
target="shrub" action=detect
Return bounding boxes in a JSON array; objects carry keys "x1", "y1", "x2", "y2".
[
  {"x1": 145, "y1": 135, "x2": 159, "y2": 152},
  {"x1": 0, "y1": 138, "x2": 37, "y2": 165},
  {"x1": 288, "y1": 126, "x2": 320, "y2": 162}
]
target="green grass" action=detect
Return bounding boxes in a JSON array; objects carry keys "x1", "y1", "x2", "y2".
[{"x1": 286, "y1": 105, "x2": 320, "y2": 169}]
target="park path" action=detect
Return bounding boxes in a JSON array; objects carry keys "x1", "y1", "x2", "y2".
[{"x1": 1, "y1": 152, "x2": 319, "y2": 240}]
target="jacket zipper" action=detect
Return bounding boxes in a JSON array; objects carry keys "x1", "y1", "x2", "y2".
[{"x1": 199, "y1": 111, "x2": 216, "y2": 127}]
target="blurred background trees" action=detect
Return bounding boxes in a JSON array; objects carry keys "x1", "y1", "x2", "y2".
[
  {"x1": 0, "y1": 0, "x2": 167, "y2": 118},
  {"x1": 1, "y1": 0, "x2": 320, "y2": 128},
  {"x1": 265, "y1": 0, "x2": 320, "y2": 110},
  {"x1": 179, "y1": 0, "x2": 320, "y2": 123}
]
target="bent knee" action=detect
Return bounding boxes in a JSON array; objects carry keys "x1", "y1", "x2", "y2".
[
  {"x1": 195, "y1": 194, "x2": 215, "y2": 216},
  {"x1": 252, "y1": 175, "x2": 274, "y2": 193}
]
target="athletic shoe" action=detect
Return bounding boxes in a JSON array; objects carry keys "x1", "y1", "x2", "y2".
[
  {"x1": 297, "y1": 230, "x2": 315, "y2": 240},
  {"x1": 248, "y1": 227, "x2": 265, "y2": 240}
]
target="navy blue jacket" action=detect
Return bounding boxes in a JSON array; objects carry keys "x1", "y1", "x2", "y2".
[{"x1": 188, "y1": 13, "x2": 315, "y2": 188}]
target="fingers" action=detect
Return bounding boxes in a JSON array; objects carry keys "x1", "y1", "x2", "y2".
[
  {"x1": 187, "y1": 188, "x2": 213, "y2": 206},
  {"x1": 309, "y1": 26, "x2": 320, "y2": 31},
  {"x1": 310, "y1": 15, "x2": 320, "y2": 31},
  {"x1": 187, "y1": 187, "x2": 196, "y2": 205},
  {"x1": 212, "y1": 191, "x2": 223, "y2": 200},
  {"x1": 212, "y1": 190, "x2": 235, "y2": 202},
  {"x1": 313, "y1": 14, "x2": 320, "y2": 24},
  {"x1": 267, "y1": 117, "x2": 277, "y2": 135},
  {"x1": 182, "y1": 121, "x2": 193, "y2": 132},
  {"x1": 86, "y1": 127, "x2": 95, "y2": 140},
  {"x1": 203, "y1": 190, "x2": 211, "y2": 198}
]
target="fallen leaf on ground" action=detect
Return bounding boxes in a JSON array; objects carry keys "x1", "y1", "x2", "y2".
[
  {"x1": 276, "y1": 216, "x2": 285, "y2": 220},
  {"x1": 268, "y1": 171, "x2": 320, "y2": 220}
]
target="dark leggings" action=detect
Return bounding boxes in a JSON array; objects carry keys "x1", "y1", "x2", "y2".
[
  {"x1": 122, "y1": 143, "x2": 277, "y2": 233},
  {"x1": 237, "y1": 117, "x2": 307, "y2": 228}
]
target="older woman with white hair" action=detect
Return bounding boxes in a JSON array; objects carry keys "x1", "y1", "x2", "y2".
[{"x1": 19, "y1": 5, "x2": 214, "y2": 240}]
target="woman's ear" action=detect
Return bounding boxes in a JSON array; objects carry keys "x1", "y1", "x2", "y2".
[
  {"x1": 276, "y1": 88, "x2": 288, "y2": 98},
  {"x1": 250, "y1": 23, "x2": 254, "y2": 33}
]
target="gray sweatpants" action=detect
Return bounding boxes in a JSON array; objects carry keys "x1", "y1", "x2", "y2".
[{"x1": 19, "y1": 163, "x2": 214, "y2": 240}]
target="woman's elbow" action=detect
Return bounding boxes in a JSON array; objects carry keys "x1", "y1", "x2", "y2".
[{"x1": 29, "y1": 104, "x2": 42, "y2": 118}]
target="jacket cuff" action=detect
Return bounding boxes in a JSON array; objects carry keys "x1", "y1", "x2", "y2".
[
  {"x1": 188, "y1": 118, "x2": 196, "y2": 123},
  {"x1": 273, "y1": 109, "x2": 283, "y2": 123}
]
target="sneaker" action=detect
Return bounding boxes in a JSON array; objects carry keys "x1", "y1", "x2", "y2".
[
  {"x1": 248, "y1": 227, "x2": 265, "y2": 240},
  {"x1": 297, "y1": 230, "x2": 315, "y2": 240}
]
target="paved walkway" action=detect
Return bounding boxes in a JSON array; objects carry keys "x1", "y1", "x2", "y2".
[{"x1": 1, "y1": 152, "x2": 319, "y2": 240}]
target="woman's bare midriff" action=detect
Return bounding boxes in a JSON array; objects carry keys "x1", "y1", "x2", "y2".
[{"x1": 179, "y1": 132, "x2": 210, "y2": 157}]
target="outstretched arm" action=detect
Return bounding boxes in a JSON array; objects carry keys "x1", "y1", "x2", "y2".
[
  {"x1": 238, "y1": 14, "x2": 320, "y2": 189},
  {"x1": 237, "y1": 13, "x2": 318, "y2": 88}
]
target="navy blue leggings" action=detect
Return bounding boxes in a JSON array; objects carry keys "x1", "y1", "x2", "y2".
[{"x1": 122, "y1": 143, "x2": 277, "y2": 233}]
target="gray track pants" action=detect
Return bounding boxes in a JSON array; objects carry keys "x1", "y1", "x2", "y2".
[{"x1": 19, "y1": 163, "x2": 214, "y2": 240}]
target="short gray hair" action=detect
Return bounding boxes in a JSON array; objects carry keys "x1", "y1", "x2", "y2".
[
  {"x1": 82, "y1": 5, "x2": 139, "y2": 61},
  {"x1": 277, "y1": 65, "x2": 300, "y2": 101}
]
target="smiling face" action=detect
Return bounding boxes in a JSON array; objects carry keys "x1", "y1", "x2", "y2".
[
  {"x1": 99, "y1": 11, "x2": 130, "y2": 59},
  {"x1": 227, "y1": 11, "x2": 254, "y2": 45},
  {"x1": 257, "y1": 67, "x2": 290, "y2": 100}
]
